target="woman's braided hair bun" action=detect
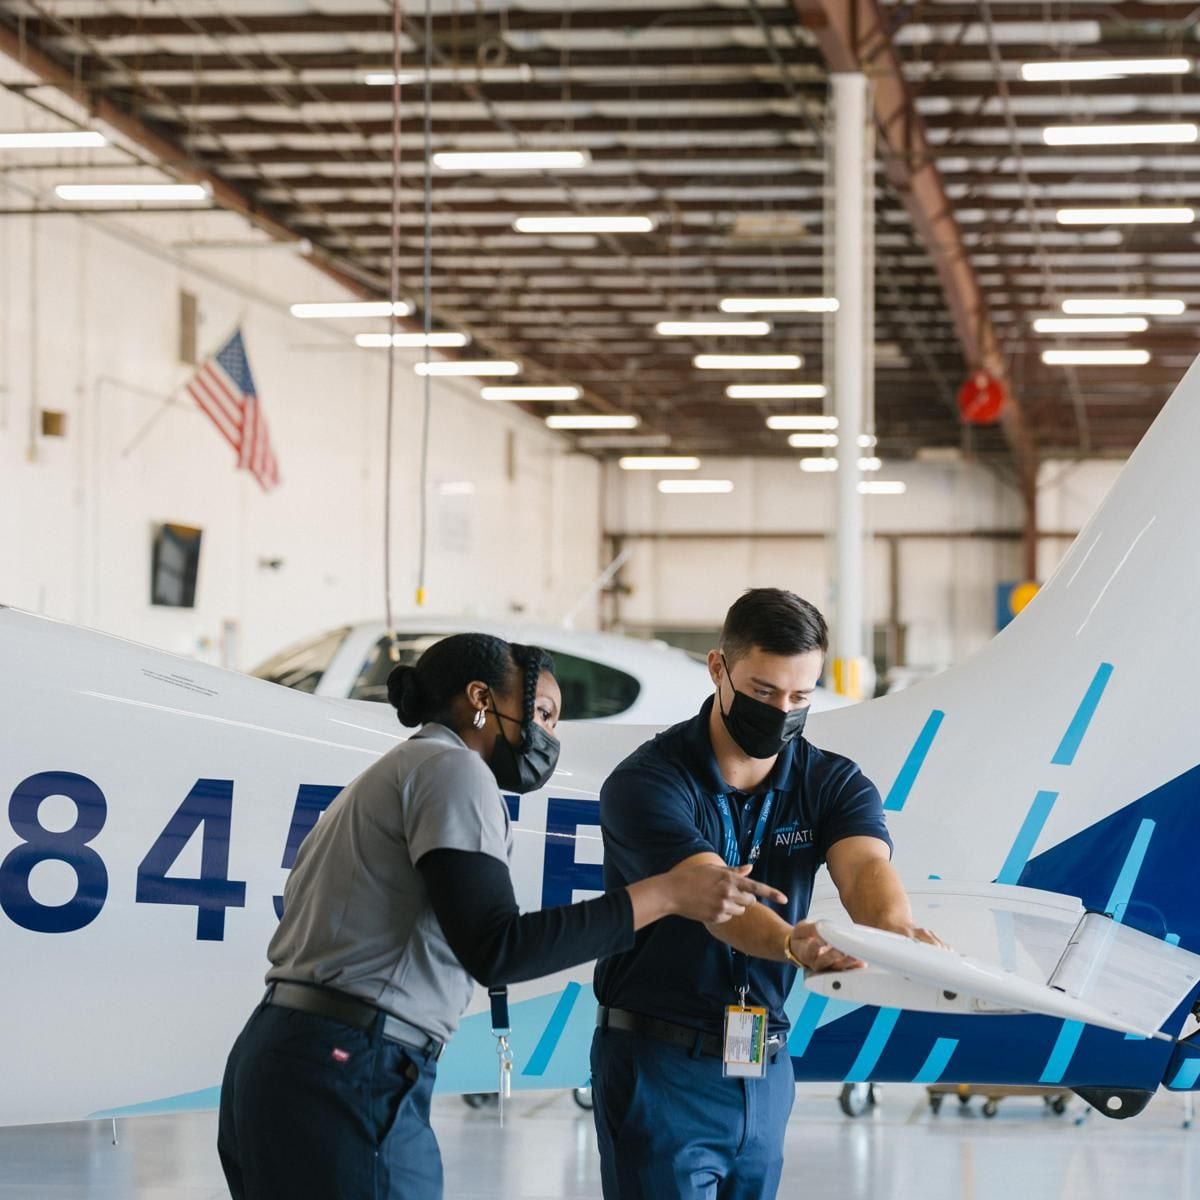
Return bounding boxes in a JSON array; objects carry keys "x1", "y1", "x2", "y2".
[{"x1": 387, "y1": 664, "x2": 424, "y2": 727}]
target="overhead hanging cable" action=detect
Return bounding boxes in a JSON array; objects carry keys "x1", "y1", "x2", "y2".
[
  {"x1": 383, "y1": 0, "x2": 437, "y2": 657},
  {"x1": 383, "y1": 0, "x2": 403, "y2": 656}
]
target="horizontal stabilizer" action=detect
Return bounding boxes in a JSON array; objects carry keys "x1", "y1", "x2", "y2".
[{"x1": 810, "y1": 916, "x2": 1200, "y2": 1042}]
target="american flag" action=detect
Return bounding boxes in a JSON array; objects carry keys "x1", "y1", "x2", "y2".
[{"x1": 186, "y1": 328, "x2": 280, "y2": 492}]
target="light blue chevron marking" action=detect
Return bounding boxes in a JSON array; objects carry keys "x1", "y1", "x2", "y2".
[
  {"x1": 912, "y1": 1038, "x2": 958, "y2": 1085},
  {"x1": 90, "y1": 1086, "x2": 221, "y2": 1119},
  {"x1": 787, "y1": 993, "x2": 828, "y2": 1057},
  {"x1": 1051, "y1": 662, "x2": 1113, "y2": 766},
  {"x1": 884, "y1": 711, "x2": 944, "y2": 811},
  {"x1": 522, "y1": 982, "x2": 582, "y2": 1077},
  {"x1": 844, "y1": 1008, "x2": 901, "y2": 1082},
  {"x1": 1171, "y1": 1059, "x2": 1200, "y2": 1089},
  {"x1": 997, "y1": 790, "x2": 1059, "y2": 885},
  {"x1": 1106, "y1": 818, "x2": 1156, "y2": 922},
  {"x1": 1040, "y1": 1020, "x2": 1085, "y2": 1084}
]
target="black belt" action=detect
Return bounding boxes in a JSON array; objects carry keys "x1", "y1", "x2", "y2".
[
  {"x1": 597, "y1": 1006, "x2": 785, "y2": 1061},
  {"x1": 266, "y1": 981, "x2": 445, "y2": 1060}
]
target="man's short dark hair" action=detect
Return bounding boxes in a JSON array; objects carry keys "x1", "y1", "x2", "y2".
[{"x1": 719, "y1": 588, "x2": 829, "y2": 664}]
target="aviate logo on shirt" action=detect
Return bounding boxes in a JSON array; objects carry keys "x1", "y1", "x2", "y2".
[{"x1": 774, "y1": 824, "x2": 814, "y2": 854}]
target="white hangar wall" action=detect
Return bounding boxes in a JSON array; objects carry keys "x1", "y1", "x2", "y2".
[
  {"x1": 606, "y1": 455, "x2": 1125, "y2": 672},
  {"x1": 0, "y1": 213, "x2": 602, "y2": 668}
]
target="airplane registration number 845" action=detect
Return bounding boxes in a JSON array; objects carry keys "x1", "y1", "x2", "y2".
[{"x1": 0, "y1": 771, "x2": 602, "y2": 940}]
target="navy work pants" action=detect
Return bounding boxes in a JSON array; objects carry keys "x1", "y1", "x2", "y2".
[
  {"x1": 590, "y1": 1026, "x2": 795, "y2": 1200},
  {"x1": 218, "y1": 1001, "x2": 442, "y2": 1200}
]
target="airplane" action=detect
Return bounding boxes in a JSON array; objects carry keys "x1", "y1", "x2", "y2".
[
  {"x1": 246, "y1": 616, "x2": 852, "y2": 720},
  {"x1": 2, "y1": 354, "x2": 1200, "y2": 1129}
]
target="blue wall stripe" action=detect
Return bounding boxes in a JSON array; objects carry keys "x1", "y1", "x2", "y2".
[
  {"x1": 912, "y1": 1038, "x2": 958, "y2": 1084},
  {"x1": 1051, "y1": 662, "x2": 1114, "y2": 766},
  {"x1": 1171, "y1": 1059, "x2": 1200, "y2": 1090},
  {"x1": 844, "y1": 1008, "x2": 901, "y2": 1082},
  {"x1": 1106, "y1": 818, "x2": 1156, "y2": 922},
  {"x1": 787, "y1": 993, "x2": 828, "y2": 1057},
  {"x1": 997, "y1": 791, "x2": 1059, "y2": 885},
  {"x1": 521, "y1": 982, "x2": 582, "y2": 1077},
  {"x1": 1039, "y1": 1020, "x2": 1085, "y2": 1084},
  {"x1": 884, "y1": 711, "x2": 945, "y2": 812}
]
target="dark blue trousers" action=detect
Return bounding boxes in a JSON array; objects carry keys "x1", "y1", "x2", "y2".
[
  {"x1": 218, "y1": 1002, "x2": 442, "y2": 1200},
  {"x1": 590, "y1": 1026, "x2": 795, "y2": 1200}
]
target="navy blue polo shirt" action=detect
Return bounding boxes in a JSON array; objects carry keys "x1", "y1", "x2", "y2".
[{"x1": 594, "y1": 696, "x2": 892, "y2": 1035}]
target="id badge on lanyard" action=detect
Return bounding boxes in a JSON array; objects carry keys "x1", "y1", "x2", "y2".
[
  {"x1": 723, "y1": 999, "x2": 769, "y2": 1078},
  {"x1": 716, "y1": 791, "x2": 774, "y2": 1079}
]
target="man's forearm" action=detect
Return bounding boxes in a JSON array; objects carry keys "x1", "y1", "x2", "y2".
[
  {"x1": 704, "y1": 902, "x2": 793, "y2": 961},
  {"x1": 842, "y1": 858, "x2": 914, "y2": 931}
]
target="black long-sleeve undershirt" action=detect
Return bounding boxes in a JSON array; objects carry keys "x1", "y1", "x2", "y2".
[{"x1": 417, "y1": 849, "x2": 635, "y2": 988}]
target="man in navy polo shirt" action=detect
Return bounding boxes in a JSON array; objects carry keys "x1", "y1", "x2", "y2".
[{"x1": 591, "y1": 588, "x2": 939, "y2": 1200}]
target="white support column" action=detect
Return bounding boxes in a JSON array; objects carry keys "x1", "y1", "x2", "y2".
[{"x1": 831, "y1": 72, "x2": 871, "y2": 700}]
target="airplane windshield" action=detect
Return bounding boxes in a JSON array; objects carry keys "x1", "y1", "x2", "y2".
[{"x1": 250, "y1": 627, "x2": 352, "y2": 694}]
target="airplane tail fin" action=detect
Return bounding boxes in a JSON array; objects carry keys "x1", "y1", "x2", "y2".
[{"x1": 808, "y1": 355, "x2": 1200, "y2": 958}]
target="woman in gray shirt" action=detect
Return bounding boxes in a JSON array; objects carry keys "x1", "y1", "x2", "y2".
[{"x1": 218, "y1": 632, "x2": 781, "y2": 1200}]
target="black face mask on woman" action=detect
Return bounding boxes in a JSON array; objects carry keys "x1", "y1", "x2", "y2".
[
  {"x1": 487, "y1": 703, "x2": 560, "y2": 794},
  {"x1": 717, "y1": 655, "x2": 809, "y2": 760}
]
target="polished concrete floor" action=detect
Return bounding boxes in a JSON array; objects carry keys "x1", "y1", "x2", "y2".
[{"x1": 0, "y1": 1085, "x2": 1196, "y2": 1199}]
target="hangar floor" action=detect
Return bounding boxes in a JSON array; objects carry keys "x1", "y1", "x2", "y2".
[{"x1": 0, "y1": 1085, "x2": 1195, "y2": 1199}]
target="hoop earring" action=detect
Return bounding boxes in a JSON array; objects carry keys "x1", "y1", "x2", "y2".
[{"x1": 473, "y1": 708, "x2": 487, "y2": 730}]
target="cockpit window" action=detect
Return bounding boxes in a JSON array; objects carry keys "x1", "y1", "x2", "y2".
[
  {"x1": 350, "y1": 635, "x2": 641, "y2": 719},
  {"x1": 250, "y1": 627, "x2": 352, "y2": 694}
]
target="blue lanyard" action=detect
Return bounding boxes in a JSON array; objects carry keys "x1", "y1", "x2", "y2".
[
  {"x1": 715, "y1": 791, "x2": 774, "y2": 1004},
  {"x1": 715, "y1": 791, "x2": 774, "y2": 869}
]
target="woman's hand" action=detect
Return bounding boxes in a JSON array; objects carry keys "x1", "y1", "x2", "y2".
[{"x1": 664, "y1": 861, "x2": 788, "y2": 925}]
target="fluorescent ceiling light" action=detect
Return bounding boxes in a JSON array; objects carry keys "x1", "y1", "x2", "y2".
[
  {"x1": 1062, "y1": 298, "x2": 1185, "y2": 316},
  {"x1": 414, "y1": 360, "x2": 521, "y2": 376},
  {"x1": 0, "y1": 130, "x2": 106, "y2": 149},
  {"x1": 799, "y1": 458, "x2": 838, "y2": 473},
  {"x1": 694, "y1": 354, "x2": 802, "y2": 370},
  {"x1": 787, "y1": 433, "x2": 838, "y2": 449},
  {"x1": 363, "y1": 72, "x2": 422, "y2": 86},
  {"x1": 578, "y1": 433, "x2": 671, "y2": 450},
  {"x1": 1056, "y1": 207, "x2": 1195, "y2": 225},
  {"x1": 619, "y1": 456, "x2": 701, "y2": 471},
  {"x1": 657, "y1": 479, "x2": 734, "y2": 495},
  {"x1": 1042, "y1": 349, "x2": 1150, "y2": 365},
  {"x1": 435, "y1": 151, "x2": 590, "y2": 171},
  {"x1": 857, "y1": 434, "x2": 878, "y2": 449},
  {"x1": 1043, "y1": 123, "x2": 1197, "y2": 147},
  {"x1": 55, "y1": 183, "x2": 209, "y2": 202},
  {"x1": 766, "y1": 415, "x2": 838, "y2": 431},
  {"x1": 859, "y1": 481, "x2": 907, "y2": 495},
  {"x1": 356, "y1": 332, "x2": 469, "y2": 348},
  {"x1": 545, "y1": 414, "x2": 639, "y2": 430},
  {"x1": 514, "y1": 216, "x2": 654, "y2": 234},
  {"x1": 858, "y1": 457, "x2": 883, "y2": 472},
  {"x1": 1021, "y1": 58, "x2": 1191, "y2": 82},
  {"x1": 292, "y1": 300, "x2": 411, "y2": 319},
  {"x1": 720, "y1": 297, "x2": 838, "y2": 313},
  {"x1": 481, "y1": 385, "x2": 580, "y2": 402},
  {"x1": 655, "y1": 320, "x2": 771, "y2": 337},
  {"x1": 437, "y1": 481, "x2": 476, "y2": 497},
  {"x1": 726, "y1": 384, "x2": 826, "y2": 399},
  {"x1": 1033, "y1": 317, "x2": 1148, "y2": 334}
]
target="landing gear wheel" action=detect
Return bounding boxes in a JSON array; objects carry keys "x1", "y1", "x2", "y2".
[
  {"x1": 929, "y1": 1095, "x2": 944, "y2": 1114},
  {"x1": 838, "y1": 1083, "x2": 877, "y2": 1117},
  {"x1": 982, "y1": 1099, "x2": 999, "y2": 1118},
  {"x1": 1051, "y1": 1097, "x2": 1068, "y2": 1115},
  {"x1": 572, "y1": 1087, "x2": 594, "y2": 1111}
]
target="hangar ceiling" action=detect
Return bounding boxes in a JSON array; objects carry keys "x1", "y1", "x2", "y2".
[{"x1": 0, "y1": 0, "x2": 1196, "y2": 473}]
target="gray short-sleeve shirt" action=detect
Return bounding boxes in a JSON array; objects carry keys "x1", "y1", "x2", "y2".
[{"x1": 266, "y1": 723, "x2": 512, "y2": 1042}]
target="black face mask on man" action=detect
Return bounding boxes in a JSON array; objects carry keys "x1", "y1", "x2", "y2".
[
  {"x1": 487, "y1": 701, "x2": 560, "y2": 794},
  {"x1": 717, "y1": 654, "x2": 808, "y2": 759}
]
